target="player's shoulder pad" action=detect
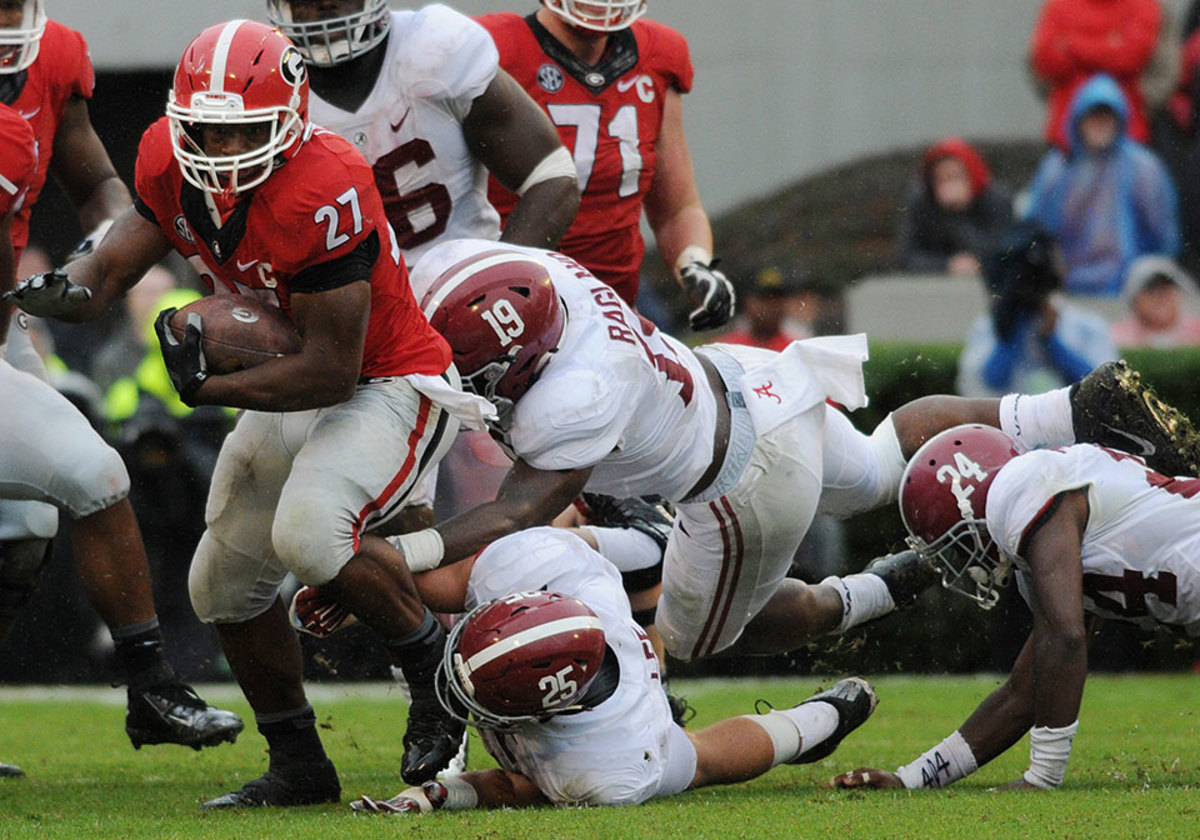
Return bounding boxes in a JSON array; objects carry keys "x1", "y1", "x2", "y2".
[
  {"x1": 630, "y1": 18, "x2": 693, "y2": 92},
  {"x1": 389, "y1": 4, "x2": 497, "y2": 94},
  {"x1": 40, "y1": 19, "x2": 94, "y2": 96},
  {"x1": 134, "y1": 118, "x2": 178, "y2": 182}
]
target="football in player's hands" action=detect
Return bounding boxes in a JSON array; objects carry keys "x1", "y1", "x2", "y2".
[{"x1": 167, "y1": 294, "x2": 301, "y2": 374}]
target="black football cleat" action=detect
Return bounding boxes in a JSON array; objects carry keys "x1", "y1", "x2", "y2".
[
  {"x1": 864, "y1": 549, "x2": 940, "y2": 609},
  {"x1": 1071, "y1": 360, "x2": 1200, "y2": 477},
  {"x1": 201, "y1": 759, "x2": 341, "y2": 809},
  {"x1": 401, "y1": 689, "x2": 466, "y2": 786},
  {"x1": 126, "y1": 681, "x2": 244, "y2": 750},
  {"x1": 0, "y1": 761, "x2": 23, "y2": 778},
  {"x1": 788, "y1": 677, "x2": 879, "y2": 764}
]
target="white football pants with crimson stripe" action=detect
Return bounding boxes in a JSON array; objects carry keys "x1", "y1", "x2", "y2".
[
  {"x1": 189, "y1": 376, "x2": 457, "y2": 624},
  {"x1": 656, "y1": 400, "x2": 897, "y2": 661}
]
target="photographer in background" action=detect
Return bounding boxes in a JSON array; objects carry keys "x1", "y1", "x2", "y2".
[{"x1": 957, "y1": 221, "x2": 1117, "y2": 397}]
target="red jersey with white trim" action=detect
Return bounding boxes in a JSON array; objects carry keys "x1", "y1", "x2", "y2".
[
  {"x1": 133, "y1": 117, "x2": 450, "y2": 378},
  {"x1": 0, "y1": 103, "x2": 37, "y2": 217},
  {"x1": 478, "y1": 13, "x2": 693, "y2": 304},
  {"x1": 3, "y1": 20, "x2": 92, "y2": 259},
  {"x1": 988, "y1": 444, "x2": 1200, "y2": 634}
]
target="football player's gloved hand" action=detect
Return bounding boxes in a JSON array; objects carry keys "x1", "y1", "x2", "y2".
[
  {"x1": 2, "y1": 268, "x2": 92, "y2": 318},
  {"x1": 65, "y1": 219, "x2": 115, "y2": 263},
  {"x1": 288, "y1": 585, "x2": 359, "y2": 637},
  {"x1": 154, "y1": 307, "x2": 210, "y2": 406},
  {"x1": 352, "y1": 781, "x2": 474, "y2": 814},
  {"x1": 681, "y1": 259, "x2": 735, "y2": 331}
]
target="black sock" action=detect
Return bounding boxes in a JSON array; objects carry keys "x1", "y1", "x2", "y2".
[
  {"x1": 257, "y1": 705, "x2": 327, "y2": 766},
  {"x1": 112, "y1": 618, "x2": 175, "y2": 687},
  {"x1": 383, "y1": 607, "x2": 445, "y2": 681}
]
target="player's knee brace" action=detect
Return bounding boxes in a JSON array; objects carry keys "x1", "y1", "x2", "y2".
[{"x1": 0, "y1": 539, "x2": 52, "y2": 616}]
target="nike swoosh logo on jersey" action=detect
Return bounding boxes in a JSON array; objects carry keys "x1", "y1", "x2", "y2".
[
  {"x1": 616, "y1": 77, "x2": 641, "y2": 92},
  {"x1": 390, "y1": 108, "x2": 411, "y2": 133},
  {"x1": 237, "y1": 259, "x2": 258, "y2": 271},
  {"x1": 1099, "y1": 423, "x2": 1157, "y2": 457}
]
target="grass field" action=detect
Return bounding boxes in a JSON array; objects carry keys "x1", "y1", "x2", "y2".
[{"x1": 0, "y1": 673, "x2": 1197, "y2": 839}]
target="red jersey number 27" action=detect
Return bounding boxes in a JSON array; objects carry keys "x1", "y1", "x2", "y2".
[{"x1": 314, "y1": 187, "x2": 365, "y2": 252}]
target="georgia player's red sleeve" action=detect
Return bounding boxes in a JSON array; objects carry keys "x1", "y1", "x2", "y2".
[
  {"x1": 132, "y1": 118, "x2": 178, "y2": 223},
  {"x1": 636, "y1": 19, "x2": 694, "y2": 94},
  {"x1": 42, "y1": 21, "x2": 95, "y2": 100},
  {"x1": 0, "y1": 105, "x2": 38, "y2": 216}
]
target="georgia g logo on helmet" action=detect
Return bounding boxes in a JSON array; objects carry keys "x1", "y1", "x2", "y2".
[{"x1": 280, "y1": 44, "x2": 306, "y2": 87}]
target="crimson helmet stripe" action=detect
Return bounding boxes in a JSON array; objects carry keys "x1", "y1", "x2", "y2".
[
  {"x1": 421, "y1": 251, "x2": 546, "y2": 321},
  {"x1": 461, "y1": 615, "x2": 605, "y2": 675},
  {"x1": 207, "y1": 20, "x2": 251, "y2": 96}
]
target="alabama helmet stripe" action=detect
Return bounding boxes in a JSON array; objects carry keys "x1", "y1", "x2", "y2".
[
  {"x1": 421, "y1": 251, "x2": 544, "y2": 321},
  {"x1": 461, "y1": 615, "x2": 606, "y2": 675}
]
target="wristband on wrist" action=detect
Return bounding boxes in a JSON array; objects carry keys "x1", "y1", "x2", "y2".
[
  {"x1": 675, "y1": 245, "x2": 713, "y2": 273},
  {"x1": 390, "y1": 528, "x2": 445, "y2": 572},
  {"x1": 425, "y1": 778, "x2": 479, "y2": 811},
  {"x1": 895, "y1": 730, "x2": 978, "y2": 789},
  {"x1": 1023, "y1": 721, "x2": 1078, "y2": 789}
]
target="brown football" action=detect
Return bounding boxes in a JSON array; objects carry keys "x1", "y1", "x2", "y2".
[{"x1": 168, "y1": 294, "x2": 301, "y2": 375}]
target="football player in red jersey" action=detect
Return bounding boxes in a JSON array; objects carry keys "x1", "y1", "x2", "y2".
[
  {"x1": 7, "y1": 20, "x2": 491, "y2": 807},
  {"x1": 478, "y1": 0, "x2": 735, "y2": 330},
  {"x1": 0, "y1": 11, "x2": 246, "y2": 769}
]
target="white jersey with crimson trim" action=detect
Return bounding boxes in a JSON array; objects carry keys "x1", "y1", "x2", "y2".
[
  {"x1": 988, "y1": 444, "x2": 1200, "y2": 633},
  {"x1": 409, "y1": 238, "x2": 717, "y2": 500},
  {"x1": 308, "y1": 5, "x2": 501, "y2": 266},
  {"x1": 467, "y1": 527, "x2": 676, "y2": 806}
]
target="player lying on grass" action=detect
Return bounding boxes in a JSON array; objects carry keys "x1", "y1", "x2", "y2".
[
  {"x1": 352, "y1": 525, "x2": 878, "y2": 812},
  {"x1": 832, "y1": 423, "x2": 1200, "y2": 791}
]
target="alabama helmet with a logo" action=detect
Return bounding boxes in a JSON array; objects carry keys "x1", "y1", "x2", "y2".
[
  {"x1": 265, "y1": 0, "x2": 390, "y2": 67},
  {"x1": 167, "y1": 19, "x2": 310, "y2": 196},
  {"x1": 436, "y1": 591, "x2": 607, "y2": 730},
  {"x1": 0, "y1": 0, "x2": 45, "y2": 74},
  {"x1": 543, "y1": 0, "x2": 647, "y2": 32},
  {"x1": 420, "y1": 250, "x2": 566, "y2": 412},
  {"x1": 899, "y1": 424, "x2": 1020, "y2": 609}
]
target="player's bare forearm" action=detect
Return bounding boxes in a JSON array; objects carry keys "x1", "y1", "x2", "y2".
[
  {"x1": 50, "y1": 97, "x2": 131, "y2": 227},
  {"x1": 960, "y1": 636, "x2": 1035, "y2": 766},
  {"x1": 435, "y1": 461, "x2": 592, "y2": 565},
  {"x1": 500, "y1": 176, "x2": 580, "y2": 249},
  {"x1": 461, "y1": 769, "x2": 548, "y2": 809}
]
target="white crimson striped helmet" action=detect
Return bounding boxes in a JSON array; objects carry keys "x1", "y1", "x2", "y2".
[
  {"x1": 0, "y1": 0, "x2": 46, "y2": 74},
  {"x1": 167, "y1": 20, "x2": 310, "y2": 196},
  {"x1": 543, "y1": 0, "x2": 647, "y2": 32},
  {"x1": 436, "y1": 591, "x2": 607, "y2": 730},
  {"x1": 265, "y1": 0, "x2": 390, "y2": 67}
]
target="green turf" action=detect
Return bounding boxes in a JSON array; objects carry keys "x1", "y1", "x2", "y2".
[{"x1": 0, "y1": 674, "x2": 1197, "y2": 839}]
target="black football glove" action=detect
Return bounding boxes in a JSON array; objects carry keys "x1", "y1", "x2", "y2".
[
  {"x1": 154, "y1": 307, "x2": 210, "y2": 406},
  {"x1": 681, "y1": 259, "x2": 735, "y2": 331},
  {"x1": 2, "y1": 268, "x2": 92, "y2": 318}
]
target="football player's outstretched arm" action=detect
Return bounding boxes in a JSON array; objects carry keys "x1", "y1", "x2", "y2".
[
  {"x1": 357, "y1": 769, "x2": 548, "y2": 813},
  {"x1": 465, "y1": 69, "x2": 580, "y2": 249},
  {"x1": 422, "y1": 459, "x2": 594, "y2": 570},
  {"x1": 6, "y1": 207, "x2": 171, "y2": 321},
  {"x1": 644, "y1": 88, "x2": 710, "y2": 272}
]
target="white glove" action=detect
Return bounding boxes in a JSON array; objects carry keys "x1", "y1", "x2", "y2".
[{"x1": 3, "y1": 268, "x2": 92, "y2": 318}]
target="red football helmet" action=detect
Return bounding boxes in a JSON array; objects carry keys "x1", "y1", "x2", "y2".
[
  {"x1": 265, "y1": 0, "x2": 390, "y2": 67},
  {"x1": 167, "y1": 20, "x2": 310, "y2": 196},
  {"x1": 543, "y1": 0, "x2": 647, "y2": 32},
  {"x1": 899, "y1": 424, "x2": 1020, "y2": 609},
  {"x1": 420, "y1": 249, "x2": 566, "y2": 411},
  {"x1": 436, "y1": 591, "x2": 607, "y2": 730},
  {"x1": 0, "y1": 0, "x2": 45, "y2": 74}
]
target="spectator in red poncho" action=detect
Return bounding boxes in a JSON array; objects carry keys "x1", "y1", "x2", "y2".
[
  {"x1": 1029, "y1": 0, "x2": 1162, "y2": 150},
  {"x1": 895, "y1": 137, "x2": 1013, "y2": 278}
]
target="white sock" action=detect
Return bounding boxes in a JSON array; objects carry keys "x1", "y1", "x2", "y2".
[
  {"x1": 744, "y1": 702, "x2": 840, "y2": 766},
  {"x1": 821, "y1": 573, "x2": 894, "y2": 633},
  {"x1": 583, "y1": 525, "x2": 661, "y2": 572},
  {"x1": 998, "y1": 389, "x2": 1074, "y2": 452}
]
